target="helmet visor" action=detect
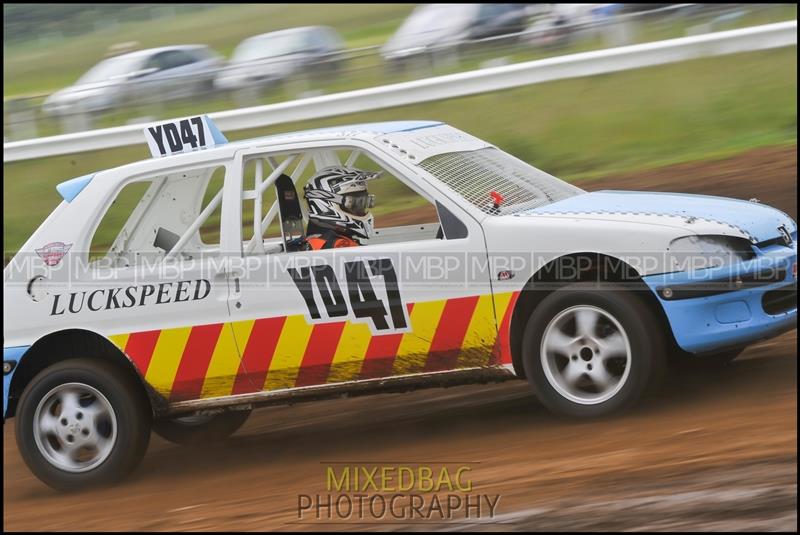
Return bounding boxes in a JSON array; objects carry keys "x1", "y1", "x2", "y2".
[{"x1": 342, "y1": 191, "x2": 375, "y2": 216}]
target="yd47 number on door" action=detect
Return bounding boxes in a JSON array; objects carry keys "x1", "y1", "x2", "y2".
[{"x1": 288, "y1": 258, "x2": 407, "y2": 333}]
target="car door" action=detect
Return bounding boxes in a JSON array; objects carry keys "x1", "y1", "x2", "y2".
[
  {"x1": 75, "y1": 164, "x2": 245, "y2": 403},
  {"x1": 302, "y1": 28, "x2": 339, "y2": 75},
  {"x1": 224, "y1": 145, "x2": 499, "y2": 396},
  {"x1": 98, "y1": 257, "x2": 236, "y2": 403},
  {"x1": 136, "y1": 52, "x2": 170, "y2": 102},
  {"x1": 140, "y1": 49, "x2": 202, "y2": 100}
]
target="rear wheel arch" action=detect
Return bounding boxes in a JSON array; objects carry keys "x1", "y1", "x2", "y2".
[
  {"x1": 507, "y1": 252, "x2": 677, "y2": 378},
  {"x1": 7, "y1": 329, "x2": 162, "y2": 419}
]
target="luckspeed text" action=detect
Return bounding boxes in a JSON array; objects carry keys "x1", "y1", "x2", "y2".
[{"x1": 297, "y1": 464, "x2": 501, "y2": 522}]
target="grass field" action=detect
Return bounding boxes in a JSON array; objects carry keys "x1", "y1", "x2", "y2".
[{"x1": 3, "y1": 47, "x2": 797, "y2": 253}]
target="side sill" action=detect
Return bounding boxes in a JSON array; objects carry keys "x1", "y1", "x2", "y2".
[{"x1": 166, "y1": 366, "x2": 519, "y2": 416}]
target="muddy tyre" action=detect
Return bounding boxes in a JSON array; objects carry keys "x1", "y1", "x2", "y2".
[
  {"x1": 523, "y1": 282, "x2": 666, "y2": 418},
  {"x1": 15, "y1": 358, "x2": 151, "y2": 491}
]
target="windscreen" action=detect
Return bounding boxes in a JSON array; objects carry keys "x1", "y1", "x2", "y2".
[
  {"x1": 76, "y1": 54, "x2": 142, "y2": 84},
  {"x1": 419, "y1": 147, "x2": 584, "y2": 215},
  {"x1": 233, "y1": 31, "x2": 304, "y2": 62},
  {"x1": 394, "y1": 4, "x2": 475, "y2": 38}
]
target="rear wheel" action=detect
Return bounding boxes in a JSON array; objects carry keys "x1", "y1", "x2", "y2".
[
  {"x1": 522, "y1": 283, "x2": 666, "y2": 418},
  {"x1": 15, "y1": 359, "x2": 151, "y2": 491},
  {"x1": 153, "y1": 409, "x2": 251, "y2": 445}
]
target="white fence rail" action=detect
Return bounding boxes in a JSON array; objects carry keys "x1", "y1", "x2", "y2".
[{"x1": 3, "y1": 20, "x2": 796, "y2": 163}]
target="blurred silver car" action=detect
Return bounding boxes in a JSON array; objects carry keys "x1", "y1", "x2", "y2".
[
  {"x1": 42, "y1": 45, "x2": 223, "y2": 116},
  {"x1": 381, "y1": 3, "x2": 529, "y2": 64},
  {"x1": 215, "y1": 26, "x2": 345, "y2": 91},
  {"x1": 523, "y1": 4, "x2": 624, "y2": 49}
]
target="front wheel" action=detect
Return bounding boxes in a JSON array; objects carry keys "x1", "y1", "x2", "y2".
[
  {"x1": 522, "y1": 283, "x2": 666, "y2": 418},
  {"x1": 153, "y1": 409, "x2": 251, "y2": 445},
  {"x1": 15, "y1": 359, "x2": 151, "y2": 491}
]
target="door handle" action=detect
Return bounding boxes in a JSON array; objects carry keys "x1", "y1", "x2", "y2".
[
  {"x1": 230, "y1": 276, "x2": 243, "y2": 309},
  {"x1": 215, "y1": 268, "x2": 244, "y2": 305},
  {"x1": 229, "y1": 270, "x2": 242, "y2": 309},
  {"x1": 232, "y1": 276, "x2": 241, "y2": 296}
]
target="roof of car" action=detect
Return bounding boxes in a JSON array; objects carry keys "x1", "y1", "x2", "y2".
[
  {"x1": 244, "y1": 26, "x2": 330, "y2": 41},
  {"x1": 56, "y1": 121, "x2": 445, "y2": 201},
  {"x1": 108, "y1": 44, "x2": 208, "y2": 60},
  {"x1": 240, "y1": 120, "x2": 443, "y2": 144},
  {"x1": 239, "y1": 26, "x2": 332, "y2": 44}
]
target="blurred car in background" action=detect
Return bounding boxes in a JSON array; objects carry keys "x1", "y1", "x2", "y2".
[
  {"x1": 524, "y1": 4, "x2": 624, "y2": 49},
  {"x1": 214, "y1": 26, "x2": 345, "y2": 92},
  {"x1": 381, "y1": 3, "x2": 529, "y2": 66},
  {"x1": 42, "y1": 45, "x2": 223, "y2": 116},
  {"x1": 618, "y1": 3, "x2": 674, "y2": 13}
]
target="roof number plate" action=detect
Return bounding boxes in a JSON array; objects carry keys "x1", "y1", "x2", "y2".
[{"x1": 144, "y1": 115, "x2": 226, "y2": 158}]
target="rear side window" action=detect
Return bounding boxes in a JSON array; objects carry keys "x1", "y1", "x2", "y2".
[
  {"x1": 323, "y1": 28, "x2": 343, "y2": 50},
  {"x1": 144, "y1": 53, "x2": 164, "y2": 71},
  {"x1": 191, "y1": 46, "x2": 217, "y2": 61},
  {"x1": 88, "y1": 165, "x2": 228, "y2": 267},
  {"x1": 305, "y1": 29, "x2": 322, "y2": 50},
  {"x1": 156, "y1": 50, "x2": 196, "y2": 70},
  {"x1": 89, "y1": 180, "x2": 152, "y2": 264}
]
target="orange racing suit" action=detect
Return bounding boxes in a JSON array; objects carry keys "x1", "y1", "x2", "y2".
[{"x1": 306, "y1": 229, "x2": 358, "y2": 250}]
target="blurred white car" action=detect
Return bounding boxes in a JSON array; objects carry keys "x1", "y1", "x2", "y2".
[
  {"x1": 381, "y1": 3, "x2": 529, "y2": 65},
  {"x1": 215, "y1": 26, "x2": 345, "y2": 91},
  {"x1": 42, "y1": 45, "x2": 223, "y2": 116},
  {"x1": 524, "y1": 4, "x2": 624, "y2": 48}
]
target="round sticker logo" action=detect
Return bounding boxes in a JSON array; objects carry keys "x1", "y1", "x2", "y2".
[{"x1": 35, "y1": 242, "x2": 72, "y2": 266}]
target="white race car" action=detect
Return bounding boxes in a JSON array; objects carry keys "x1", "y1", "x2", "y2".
[{"x1": 3, "y1": 117, "x2": 797, "y2": 490}]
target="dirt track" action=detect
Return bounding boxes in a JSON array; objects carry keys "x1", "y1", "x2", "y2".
[{"x1": 3, "y1": 146, "x2": 797, "y2": 532}]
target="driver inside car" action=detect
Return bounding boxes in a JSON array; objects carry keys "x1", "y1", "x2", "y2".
[{"x1": 302, "y1": 166, "x2": 382, "y2": 250}]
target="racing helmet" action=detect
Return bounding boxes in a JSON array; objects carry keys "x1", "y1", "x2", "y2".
[{"x1": 303, "y1": 166, "x2": 383, "y2": 243}]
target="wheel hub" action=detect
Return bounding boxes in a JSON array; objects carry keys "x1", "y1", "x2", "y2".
[
  {"x1": 540, "y1": 305, "x2": 632, "y2": 405},
  {"x1": 33, "y1": 383, "x2": 117, "y2": 473}
]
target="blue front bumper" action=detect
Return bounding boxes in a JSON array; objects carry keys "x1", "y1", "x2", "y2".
[
  {"x1": 643, "y1": 244, "x2": 797, "y2": 354},
  {"x1": 4, "y1": 345, "x2": 29, "y2": 419}
]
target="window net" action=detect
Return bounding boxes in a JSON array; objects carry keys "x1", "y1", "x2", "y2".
[{"x1": 419, "y1": 148, "x2": 582, "y2": 215}]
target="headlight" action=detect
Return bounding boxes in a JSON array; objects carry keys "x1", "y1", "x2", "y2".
[{"x1": 666, "y1": 235, "x2": 755, "y2": 272}]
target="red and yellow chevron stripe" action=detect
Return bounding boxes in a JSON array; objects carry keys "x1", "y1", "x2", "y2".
[{"x1": 107, "y1": 292, "x2": 519, "y2": 402}]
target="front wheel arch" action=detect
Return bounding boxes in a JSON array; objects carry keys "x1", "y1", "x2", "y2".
[
  {"x1": 507, "y1": 252, "x2": 678, "y2": 379},
  {"x1": 7, "y1": 329, "x2": 159, "y2": 419},
  {"x1": 521, "y1": 281, "x2": 667, "y2": 417}
]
